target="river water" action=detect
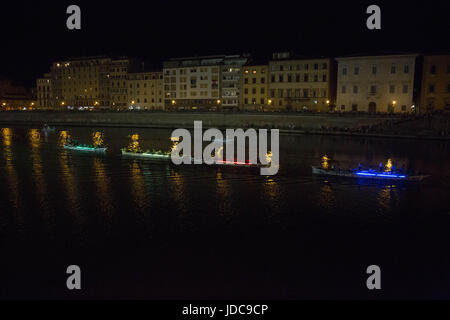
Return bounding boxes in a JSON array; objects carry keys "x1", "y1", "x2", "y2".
[{"x1": 0, "y1": 125, "x2": 449, "y2": 299}]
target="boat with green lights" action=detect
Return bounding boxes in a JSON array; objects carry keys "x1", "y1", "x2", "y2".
[{"x1": 63, "y1": 143, "x2": 107, "y2": 153}]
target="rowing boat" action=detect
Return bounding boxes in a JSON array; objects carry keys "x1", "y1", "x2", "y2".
[
  {"x1": 311, "y1": 166, "x2": 429, "y2": 182},
  {"x1": 63, "y1": 144, "x2": 107, "y2": 153}
]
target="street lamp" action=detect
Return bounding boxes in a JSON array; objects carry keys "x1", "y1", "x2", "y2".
[
  {"x1": 268, "y1": 99, "x2": 272, "y2": 105},
  {"x1": 217, "y1": 99, "x2": 221, "y2": 104},
  {"x1": 171, "y1": 100, "x2": 176, "y2": 105}
]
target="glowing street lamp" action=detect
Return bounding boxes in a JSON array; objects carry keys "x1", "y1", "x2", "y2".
[
  {"x1": 392, "y1": 100, "x2": 397, "y2": 106},
  {"x1": 268, "y1": 99, "x2": 272, "y2": 105},
  {"x1": 61, "y1": 101, "x2": 65, "y2": 106},
  {"x1": 171, "y1": 100, "x2": 176, "y2": 105},
  {"x1": 326, "y1": 100, "x2": 330, "y2": 104},
  {"x1": 216, "y1": 99, "x2": 221, "y2": 104}
]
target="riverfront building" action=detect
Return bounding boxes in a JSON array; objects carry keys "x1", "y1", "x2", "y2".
[
  {"x1": 0, "y1": 79, "x2": 36, "y2": 110},
  {"x1": 162, "y1": 54, "x2": 249, "y2": 110},
  {"x1": 50, "y1": 56, "x2": 112, "y2": 109},
  {"x1": 127, "y1": 71, "x2": 164, "y2": 110},
  {"x1": 240, "y1": 64, "x2": 269, "y2": 111},
  {"x1": 420, "y1": 54, "x2": 450, "y2": 112},
  {"x1": 36, "y1": 73, "x2": 53, "y2": 109},
  {"x1": 109, "y1": 58, "x2": 131, "y2": 110},
  {"x1": 268, "y1": 52, "x2": 336, "y2": 112},
  {"x1": 336, "y1": 54, "x2": 418, "y2": 113}
]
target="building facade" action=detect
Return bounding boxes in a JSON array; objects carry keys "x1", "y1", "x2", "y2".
[
  {"x1": 163, "y1": 56, "x2": 222, "y2": 110},
  {"x1": 50, "y1": 56, "x2": 112, "y2": 109},
  {"x1": 268, "y1": 53, "x2": 336, "y2": 112},
  {"x1": 109, "y1": 59, "x2": 130, "y2": 110},
  {"x1": 36, "y1": 73, "x2": 53, "y2": 109},
  {"x1": 220, "y1": 55, "x2": 249, "y2": 109},
  {"x1": 127, "y1": 71, "x2": 164, "y2": 110},
  {"x1": 336, "y1": 54, "x2": 418, "y2": 113},
  {"x1": 240, "y1": 64, "x2": 269, "y2": 111},
  {"x1": 420, "y1": 55, "x2": 450, "y2": 112},
  {"x1": 0, "y1": 79, "x2": 36, "y2": 110}
]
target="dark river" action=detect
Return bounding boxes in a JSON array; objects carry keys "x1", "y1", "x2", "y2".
[{"x1": 0, "y1": 125, "x2": 449, "y2": 299}]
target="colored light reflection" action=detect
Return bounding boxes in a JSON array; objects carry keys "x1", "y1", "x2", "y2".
[{"x1": 356, "y1": 172, "x2": 406, "y2": 178}]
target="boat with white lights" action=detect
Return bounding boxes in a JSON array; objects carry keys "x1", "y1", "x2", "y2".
[
  {"x1": 311, "y1": 166, "x2": 429, "y2": 182},
  {"x1": 121, "y1": 148, "x2": 171, "y2": 159}
]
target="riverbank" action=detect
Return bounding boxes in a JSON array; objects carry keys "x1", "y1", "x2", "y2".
[{"x1": 0, "y1": 111, "x2": 449, "y2": 141}]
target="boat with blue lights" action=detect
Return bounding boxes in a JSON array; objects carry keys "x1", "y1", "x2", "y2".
[{"x1": 311, "y1": 166, "x2": 429, "y2": 182}]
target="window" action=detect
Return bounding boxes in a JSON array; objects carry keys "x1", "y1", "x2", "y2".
[
  {"x1": 286, "y1": 89, "x2": 292, "y2": 97},
  {"x1": 341, "y1": 105, "x2": 345, "y2": 111},
  {"x1": 278, "y1": 89, "x2": 284, "y2": 98},
  {"x1": 260, "y1": 98, "x2": 264, "y2": 104},
  {"x1": 279, "y1": 75, "x2": 284, "y2": 82},
  {"x1": 296, "y1": 74, "x2": 300, "y2": 82},
  {"x1": 354, "y1": 66, "x2": 359, "y2": 75},
  {"x1": 322, "y1": 74, "x2": 327, "y2": 82},
  {"x1": 391, "y1": 64, "x2": 396, "y2": 74},
  {"x1": 287, "y1": 74, "x2": 292, "y2": 82},
  {"x1": 270, "y1": 89, "x2": 275, "y2": 98},
  {"x1": 404, "y1": 65, "x2": 410, "y2": 74},
  {"x1": 430, "y1": 65, "x2": 436, "y2": 74},
  {"x1": 314, "y1": 74, "x2": 318, "y2": 82},
  {"x1": 244, "y1": 98, "x2": 248, "y2": 104},
  {"x1": 304, "y1": 74, "x2": 309, "y2": 82},
  {"x1": 352, "y1": 104, "x2": 358, "y2": 112},
  {"x1": 402, "y1": 85, "x2": 408, "y2": 93},
  {"x1": 429, "y1": 84, "x2": 435, "y2": 93},
  {"x1": 252, "y1": 88, "x2": 256, "y2": 94},
  {"x1": 261, "y1": 88, "x2": 265, "y2": 94},
  {"x1": 401, "y1": 105, "x2": 406, "y2": 111},
  {"x1": 244, "y1": 88, "x2": 248, "y2": 94},
  {"x1": 372, "y1": 65, "x2": 377, "y2": 74},
  {"x1": 353, "y1": 85, "x2": 358, "y2": 94},
  {"x1": 261, "y1": 78, "x2": 265, "y2": 84},
  {"x1": 314, "y1": 64, "x2": 318, "y2": 70},
  {"x1": 342, "y1": 66, "x2": 347, "y2": 75},
  {"x1": 271, "y1": 75, "x2": 275, "y2": 83},
  {"x1": 370, "y1": 85, "x2": 377, "y2": 94},
  {"x1": 341, "y1": 85, "x2": 346, "y2": 94},
  {"x1": 322, "y1": 63, "x2": 327, "y2": 70},
  {"x1": 389, "y1": 85, "x2": 395, "y2": 93}
]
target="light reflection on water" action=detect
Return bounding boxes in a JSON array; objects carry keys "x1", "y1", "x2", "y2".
[{"x1": 0, "y1": 125, "x2": 449, "y2": 298}]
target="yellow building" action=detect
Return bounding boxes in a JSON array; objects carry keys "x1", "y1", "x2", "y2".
[
  {"x1": 268, "y1": 53, "x2": 336, "y2": 112},
  {"x1": 51, "y1": 56, "x2": 111, "y2": 109},
  {"x1": 36, "y1": 73, "x2": 52, "y2": 109},
  {"x1": 127, "y1": 71, "x2": 164, "y2": 110},
  {"x1": 421, "y1": 55, "x2": 450, "y2": 112},
  {"x1": 240, "y1": 64, "x2": 269, "y2": 111},
  {"x1": 109, "y1": 59, "x2": 130, "y2": 110}
]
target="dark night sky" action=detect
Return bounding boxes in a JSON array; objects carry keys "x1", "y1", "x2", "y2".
[{"x1": 1, "y1": 0, "x2": 449, "y2": 87}]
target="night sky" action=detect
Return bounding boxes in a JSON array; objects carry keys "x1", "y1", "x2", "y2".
[{"x1": 1, "y1": 0, "x2": 449, "y2": 87}]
